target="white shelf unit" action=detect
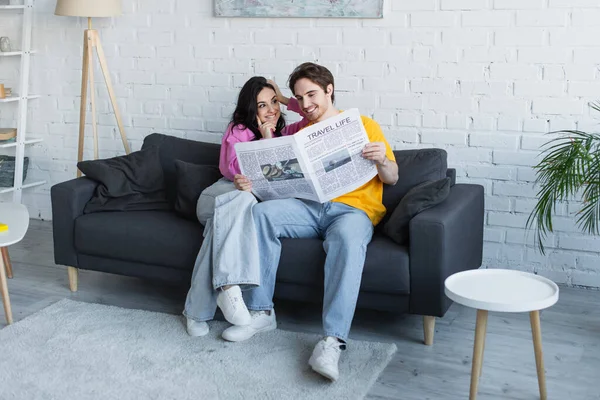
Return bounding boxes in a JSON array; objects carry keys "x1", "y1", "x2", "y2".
[
  {"x1": 0, "y1": 50, "x2": 37, "y2": 57},
  {"x1": 0, "y1": 0, "x2": 45, "y2": 202}
]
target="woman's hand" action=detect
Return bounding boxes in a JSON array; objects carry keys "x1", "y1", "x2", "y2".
[
  {"x1": 257, "y1": 115, "x2": 275, "y2": 139},
  {"x1": 267, "y1": 79, "x2": 289, "y2": 105},
  {"x1": 234, "y1": 174, "x2": 252, "y2": 192}
]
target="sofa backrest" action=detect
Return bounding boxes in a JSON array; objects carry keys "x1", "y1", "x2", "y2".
[
  {"x1": 142, "y1": 133, "x2": 221, "y2": 203},
  {"x1": 379, "y1": 148, "x2": 448, "y2": 227},
  {"x1": 142, "y1": 134, "x2": 448, "y2": 220}
]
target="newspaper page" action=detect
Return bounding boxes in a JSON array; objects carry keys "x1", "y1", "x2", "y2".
[
  {"x1": 293, "y1": 108, "x2": 377, "y2": 201},
  {"x1": 234, "y1": 135, "x2": 319, "y2": 202},
  {"x1": 234, "y1": 109, "x2": 377, "y2": 202}
]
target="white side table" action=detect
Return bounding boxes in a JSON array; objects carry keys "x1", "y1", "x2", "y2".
[
  {"x1": 444, "y1": 269, "x2": 559, "y2": 400},
  {"x1": 0, "y1": 203, "x2": 29, "y2": 325}
]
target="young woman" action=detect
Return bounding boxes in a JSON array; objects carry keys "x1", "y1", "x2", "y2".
[{"x1": 183, "y1": 76, "x2": 307, "y2": 336}]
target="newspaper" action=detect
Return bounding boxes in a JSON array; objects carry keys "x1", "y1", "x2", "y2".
[{"x1": 234, "y1": 108, "x2": 377, "y2": 202}]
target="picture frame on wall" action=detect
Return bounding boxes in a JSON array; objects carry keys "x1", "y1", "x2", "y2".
[{"x1": 214, "y1": 0, "x2": 384, "y2": 18}]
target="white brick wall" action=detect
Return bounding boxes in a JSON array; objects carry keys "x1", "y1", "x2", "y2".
[{"x1": 1, "y1": 0, "x2": 599, "y2": 287}]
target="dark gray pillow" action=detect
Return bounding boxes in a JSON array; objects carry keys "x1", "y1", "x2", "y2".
[
  {"x1": 383, "y1": 177, "x2": 451, "y2": 245},
  {"x1": 77, "y1": 146, "x2": 170, "y2": 213},
  {"x1": 174, "y1": 160, "x2": 222, "y2": 220}
]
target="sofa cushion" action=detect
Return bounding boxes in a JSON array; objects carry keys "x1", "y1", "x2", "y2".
[
  {"x1": 384, "y1": 177, "x2": 451, "y2": 245},
  {"x1": 142, "y1": 133, "x2": 221, "y2": 205},
  {"x1": 380, "y1": 148, "x2": 447, "y2": 228},
  {"x1": 174, "y1": 160, "x2": 222, "y2": 221},
  {"x1": 278, "y1": 234, "x2": 410, "y2": 295},
  {"x1": 75, "y1": 210, "x2": 203, "y2": 271},
  {"x1": 77, "y1": 146, "x2": 169, "y2": 214}
]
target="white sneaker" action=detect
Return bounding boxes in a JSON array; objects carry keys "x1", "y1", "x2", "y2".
[
  {"x1": 186, "y1": 318, "x2": 209, "y2": 337},
  {"x1": 217, "y1": 285, "x2": 252, "y2": 326},
  {"x1": 221, "y1": 309, "x2": 277, "y2": 342},
  {"x1": 308, "y1": 336, "x2": 344, "y2": 382}
]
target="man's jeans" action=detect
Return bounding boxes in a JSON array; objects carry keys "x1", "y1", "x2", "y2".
[
  {"x1": 184, "y1": 190, "x2": 260, "y2": 322},
  {"x1": 244, "y1": 198, "x2": 374, "y2": 341}
]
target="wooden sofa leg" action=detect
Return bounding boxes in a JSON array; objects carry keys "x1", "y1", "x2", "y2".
[
  {"x1": 68, "y1": 267, "x2": 79, "y2": 292},
  {"x1": 423, "y1": 316, "x2": 435, "y2": 345}
]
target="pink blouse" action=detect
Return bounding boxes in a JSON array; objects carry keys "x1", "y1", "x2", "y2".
[{"x1": 218, "y1": 97, "x2": 309, "y2": 181}]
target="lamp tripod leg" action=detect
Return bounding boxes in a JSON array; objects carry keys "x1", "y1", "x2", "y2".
[
  {"x1": 94, "y1": 32, "x2": 130, "y2": 155},
  {"x1": 76, "y1": 31, "x2": 91, "y2": 177},
  {"x1": 87, "y1": 33, "x2": 98, "y2": 160}
]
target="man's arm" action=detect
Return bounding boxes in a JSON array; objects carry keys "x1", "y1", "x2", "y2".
[{"x1": 362, "y1": 142, "x2": 399, "y2": 185}]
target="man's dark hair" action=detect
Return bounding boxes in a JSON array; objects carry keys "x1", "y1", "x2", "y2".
[
  {"x1": 231, "y1": 76, "x2": 285, "y2": 141},
  {"x1": 288, "y1": 62, "x2": 335, "y2": 103}
]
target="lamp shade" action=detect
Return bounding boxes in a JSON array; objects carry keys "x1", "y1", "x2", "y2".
[{"x1": 55, "y1": 0, "x2": 122, "y2": 17}]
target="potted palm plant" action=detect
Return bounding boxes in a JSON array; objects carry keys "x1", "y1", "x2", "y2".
[{"x1": 527, "y1": 103, "x2": 600, "y2": 254}]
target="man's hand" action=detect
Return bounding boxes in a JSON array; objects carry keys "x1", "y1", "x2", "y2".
[
  {"x1": 363, "y1": 142, "x2": 398, "y2": 185},
  {"x1": 362, "y1": 142, "x2": 387, "y2": 166},
  {"x1": 234, "y1": 174, "x2": 252, "y2": 192}
]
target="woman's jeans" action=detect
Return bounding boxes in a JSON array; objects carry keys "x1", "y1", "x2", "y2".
[
  {"x1": 244, "y1": 198, "x2": 374, "y2": 341},
  {"x1": 183, "y1": 190, "x2": 260, "y2": 322}
]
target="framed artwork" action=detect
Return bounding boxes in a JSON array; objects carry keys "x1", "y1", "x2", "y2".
[{"x1": 214, "y1": 0, "x2": 384, "y2": 18}]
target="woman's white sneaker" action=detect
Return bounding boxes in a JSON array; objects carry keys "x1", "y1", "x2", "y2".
[
  {"x1": 186, "y1": 318, "x2": 209, "y2": 337},
  {"x1": 221, "y1": 309, "x2": 277, "y2": 342},
  {"x1": 308, "y1": 336, "x2": 345, "y2": 381},
  {"x1": 217, "y1": 285, "x2": 252, "y2": 326}
]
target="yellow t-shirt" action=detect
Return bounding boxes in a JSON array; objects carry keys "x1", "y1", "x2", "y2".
[
  {"x1": 331, "y1": 116, "x2": 395, "y2": 226},
  {"x1": 302, "y1": 114, "x2": 395, "y2": 226}
]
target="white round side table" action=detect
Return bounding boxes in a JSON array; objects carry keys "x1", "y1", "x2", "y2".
[
  {"x1": 444, "y1": 269, "x2": 559, "y2": 400},
  {"x1": 0, "y1": 203, "x2": 29, "y2": 325}
]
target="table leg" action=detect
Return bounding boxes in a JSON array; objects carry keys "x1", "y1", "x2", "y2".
[
  {"x1": 469, "y1": 309, "x2": 488, "y2": 400},
  {"x1": 479, "y1": 315, "x2": 487, "y2": 378},
  {"x1": 530, "y1": 310, "x2": 547, "y2": 400},
  {"x1": 0, "y1": 248, "x2": 12, "y2": 324},
  {"x1": 1, "y1": 247, "x2": 13, "y2": 279}
]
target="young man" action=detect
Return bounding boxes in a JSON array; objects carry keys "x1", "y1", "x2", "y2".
[{"x1": 224, "y1": 62, "x2": 399, "y2": 381}]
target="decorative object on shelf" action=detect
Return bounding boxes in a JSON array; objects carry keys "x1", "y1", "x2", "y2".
[
  {"x1": 4, "y1": 87, "x2": 11, "y2": 97},
  {"x1": 0, "y1": 84, "x2": 5, "y2": 99},
  {"x1": 527, "y1": 101, "x2": 600, "y2": 254},
  {"x1": 0, "y1": 155, "x2": 28, "y2": 187},
  {"x1": 0, "y1": 128, "x2": 16, "y2": 141},
  {"x1": 0, "y1": 37, "x2": 10, "y2": 52},
  {"x1": 55, "y1": 0, "x2": 130, "y2": 177},
  {"x1": 214, "y1": 0, "x2": 384, "y2": 18}
]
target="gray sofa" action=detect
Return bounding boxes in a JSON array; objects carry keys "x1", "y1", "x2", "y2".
[{"x1": 51, "y1": 133, "x2": 484, "y2": 344}]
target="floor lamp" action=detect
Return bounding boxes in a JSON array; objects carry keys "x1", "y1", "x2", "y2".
[{"x1": 55, "y1": 0, "x2": 131, "y2": 177}]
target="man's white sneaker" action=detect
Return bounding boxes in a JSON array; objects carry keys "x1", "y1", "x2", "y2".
[
  {"x1": 186, "y1": 318, "x2": 209, "y2": 337},
  {"x1": 217, "y1": 285, "x2": 252, "y2": 326},
  {"x1": 308, "y1": 336, "x2": 344, "y2": 382},
  {"x1": 221, "y1": 309, "x2": 277, "y2": 342}
]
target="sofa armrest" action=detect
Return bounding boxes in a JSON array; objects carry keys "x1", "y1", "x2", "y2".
[
  {"x1": 446, "y1": 168, "x2": 456, "y2": 186},
  {"x1": 51, "y1": 177, "x2": 98, "y2": 267},
  {"x1": 408, "y1": 183, "x2": 484, "y2": 317}
]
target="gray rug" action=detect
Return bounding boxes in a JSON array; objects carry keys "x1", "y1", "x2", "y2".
[{"x1": 0, "y1": 299, "x2": 396, "y2": 400}]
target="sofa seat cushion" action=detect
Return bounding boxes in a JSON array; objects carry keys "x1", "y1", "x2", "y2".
[
  {"x1": 75, "y1": 211, "x2": 203, "y2": 271},
  {"x1": 278, "y1": 233, "x2": 410, "y2": 295}
]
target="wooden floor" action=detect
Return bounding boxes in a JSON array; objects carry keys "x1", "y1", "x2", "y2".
[{"x1": 2, "y1": 219, "x2": 599, "y2": 399}]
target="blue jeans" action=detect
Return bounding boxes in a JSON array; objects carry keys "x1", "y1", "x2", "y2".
[
  {"x1": 244, "y1": 199, "x2": 374, "y2": 341},
  {"x1": 183, "y1": 190, "x2": 261, "y2": 322}
]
